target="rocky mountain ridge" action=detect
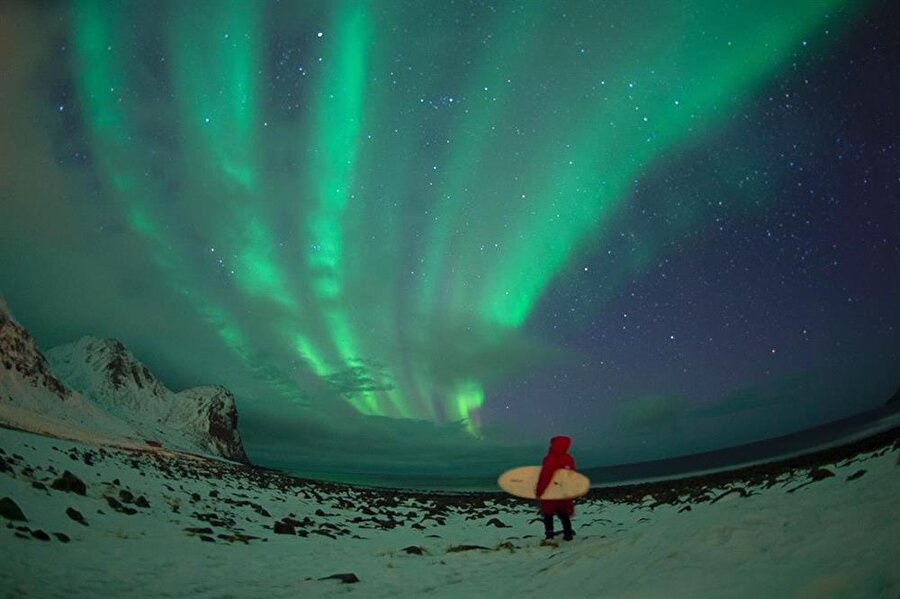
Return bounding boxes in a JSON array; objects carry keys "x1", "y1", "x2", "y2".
[
  {"x1": 0, "y1": 299, "x2": 68, "y2": 400},
  {"x1": 0, "y1": 300, "x2": 248, "y2": 463}
]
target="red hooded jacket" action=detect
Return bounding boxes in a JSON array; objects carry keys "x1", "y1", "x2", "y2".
[{"x1": 535, "y1": 435, "x2": 576, "y2": 516}]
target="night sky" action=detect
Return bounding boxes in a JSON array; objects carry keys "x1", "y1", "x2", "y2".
[{"x1": 1, "y1": 0, "x2": 898, "y2": 480}]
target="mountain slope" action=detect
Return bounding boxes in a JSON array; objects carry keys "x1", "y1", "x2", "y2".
[
  {"x1": 0, "y1": 299, "x2": 248, "y2": 463},
  {"x1": 46, "y1": 337, "x2": 249, "y2": 463},
  {"x1": 0, "y1": 300, "x2": 136, "y2": 443}
]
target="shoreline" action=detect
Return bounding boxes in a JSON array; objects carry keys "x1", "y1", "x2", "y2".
[{"x1": 4, "y1": 417, "x2": 899, "y2": 502}]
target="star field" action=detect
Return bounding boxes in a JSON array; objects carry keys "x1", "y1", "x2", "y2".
[{"x1": 1, "y1": 0, "x2": 897, "y2": 475}]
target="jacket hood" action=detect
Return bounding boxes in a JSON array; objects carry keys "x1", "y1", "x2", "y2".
[{"x1": 548, "y1": 435, "x2": 571, "y2": 456}]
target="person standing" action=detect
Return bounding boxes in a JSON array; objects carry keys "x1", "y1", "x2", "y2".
[{"x1": 535, "y1": 435, "x2": 576, "y2": 540}]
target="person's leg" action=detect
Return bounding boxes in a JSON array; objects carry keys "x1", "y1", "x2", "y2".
[
  {"x1": 542, "y1": 513, "x2": 555, "y2": 539},
  {"x1": 558, "y1": 511, "x2": 574, "y2": 540}
]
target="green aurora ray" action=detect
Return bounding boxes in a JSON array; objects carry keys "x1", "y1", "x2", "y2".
[{"x1": 69, "y1": 0, "x2": 861, "y2": 433}]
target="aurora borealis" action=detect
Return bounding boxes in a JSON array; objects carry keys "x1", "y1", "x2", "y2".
[{"x1": 1, "y1": 0, "x2": 898, "y2": 479}]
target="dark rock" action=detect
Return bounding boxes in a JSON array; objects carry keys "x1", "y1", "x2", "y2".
[
  {"x1": 31, "y1": 482, "x2": 46, "y2": 491},
  {"x1": 846, "y1": 470, "x2": 866, "y2": 481},
  {"x1": 135, "y1": 496, "x2": 151, "y2": 508},
  {"x1": 191, "y1": 492, "x2": 201, "y2": 502},
  {"x1": 53, "y1": 532, "x2": 71, "y2": 543},
  {"x1": 118, "y1": 489, "x2": 134, "y2": 503},
  {"x1": 809, "y1": 468, "x2": 835, "y2": 481},
  {"x1": 0, "y1": 497, "x2": 27, "y2": 521},
  {"x1": 401, "y1": 545, "x2": 425, "y2": 555},
  {"x1": 319, "y1": 573, "x2": 359, "y2": 584},
  {"x1": 184, "y1": 527, "x2": 214, "y2": 534},
  {"x1": 496, "y1": 541, "x2": 516, "y2": 552},
  {"x1": 678, "y1": 505, "x2": 692, "y2": 513},
  {"x1": 199, "y1": 535, "x2": 215, "y2": 543},
  {"x1": 273, "y1": 521, "x2": 295, "y2": 535},
  {"x1": 66, "y1": 507, "x2": 87, "y2": 526},
  {"x1": 105, "y1": 496, "x2": 137, "y2": 515},
  {"x1": 50, "y1": 471, "x2": 87, "y2": 496},
  {"x1": 486, "y1": 518, "x2": 508, "y2": 528},
  {"x1": 31, "y1": 529, "x2": 51, "y2": 541},
  {"x1": 447, "y1": 544, "x2": 491, "y2": 553}
]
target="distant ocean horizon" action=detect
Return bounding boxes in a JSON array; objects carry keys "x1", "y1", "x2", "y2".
[
  {"x1": 285, "y1": 469, "x2": 500, "y2": 493},
  {"x1": 282, "y1": 403, "x2": 900, "y2": 493}
]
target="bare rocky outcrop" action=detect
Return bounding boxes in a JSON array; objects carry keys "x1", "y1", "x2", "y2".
[{"x1": 0, "y1": 300, "x2": 68, "y2": 400}]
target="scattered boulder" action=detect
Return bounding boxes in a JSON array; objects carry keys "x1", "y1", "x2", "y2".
[
  {"x1": 486, "y1": 517, "x2": 508, "y2": 528},
  {"x1": 53, "y1": 532, "x2": 71, "y2": 543},
  {"x1": 31, "y1": 529, "x2": 51, "y2": 541},
  {"x1": 401, "y1": 545, "x2": 425, "y2": 555},
  {"x1": 0, "y1": 497, "x2": 27, "y2": 521},
  {"x1": 447, "y1": 544, "x2": 491, "y2": 553},
  {"x1": 847, "y1": 470, "x2": 866, "y2": 481},
  {"x1": 51, "y1": 471, "x2": 87, "y2": 496},
  {"x1": 809, "y1": 468, "x2": 835, "y2": 482},
  {"x1": 66, "y1": 507, "x2": 88, "y2": 526},
  {"x1": 105, "y1": 496, "x2": 137, "y2": 515},
  {"x1": 319, "y1": 573, "x2": 359, "y2": 584},
  {"x1": 273, "y1": 521, "x2": 295, "y2": 535}
]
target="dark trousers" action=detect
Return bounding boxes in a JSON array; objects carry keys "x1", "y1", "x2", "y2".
[{"x1": 543, "y1": 511, "x2": 572, "y2": 537}]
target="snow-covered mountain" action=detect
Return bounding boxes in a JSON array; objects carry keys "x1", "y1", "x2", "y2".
[
  {"x1": 0, "y1": 300, "x2": 248, "y2": 463},
  {"x1": 45, "y1": 336, "x2": 248, "y2": 463},
  {"x1": 0, "y1": 299, "x2": 137, "y2": 443}
]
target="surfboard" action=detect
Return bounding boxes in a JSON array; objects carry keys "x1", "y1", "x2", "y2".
[{"x1": 497, "y1": 465, "x2": 590, "y2": 500}]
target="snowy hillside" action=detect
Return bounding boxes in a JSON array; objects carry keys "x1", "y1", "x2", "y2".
[
  {"x1": 0, "y1": 302, "x2": 247, "y2": 463},
  {"x1": 46, "y1": 338, "x2": 248, "y2": 463},
  {"x1": 1, "y1": 423, "x2": 898, "y2": 597},
  {"x1": 0, "y1": 301, "x2": 137, "y2": 445}
]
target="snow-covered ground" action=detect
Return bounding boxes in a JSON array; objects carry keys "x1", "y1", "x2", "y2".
[{"x1": 1, "y1": 425, "x2": 898, "y2": 598}]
